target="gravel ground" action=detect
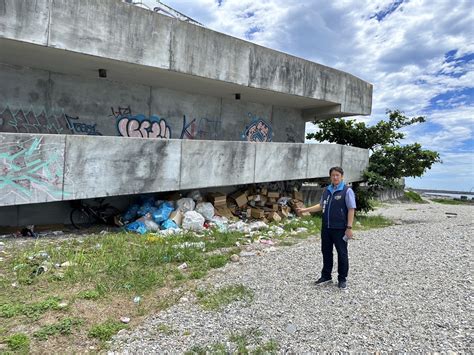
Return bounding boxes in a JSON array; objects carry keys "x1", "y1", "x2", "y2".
[{"x1": 112, "y1": 202, "x2": 473, "y2": 353}]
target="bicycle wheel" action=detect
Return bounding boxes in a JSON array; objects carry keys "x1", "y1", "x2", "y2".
[{"x1": 70, "y1": 208, "x2": 95, "y2": 229}]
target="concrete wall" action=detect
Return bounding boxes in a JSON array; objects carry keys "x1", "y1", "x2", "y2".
[
  {"x1": 0, "y1": 63, "x2": 306, "y2": 142},
  {"x1": 0, "y1": 132, "x2": 369, "y2": 207},
  {"x1": 0, "y1": 0, "x2": 372, "y2": 117}
]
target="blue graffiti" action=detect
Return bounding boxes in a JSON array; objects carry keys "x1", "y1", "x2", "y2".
[
  {"x1": 241, "y1": 113, "x2": 273, "y2": 142},
  {"x1": 0, "y1": 137, "x2": 69, "y2": 201}
]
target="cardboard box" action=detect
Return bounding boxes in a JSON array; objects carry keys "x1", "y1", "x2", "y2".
[
  {"x1": 292, "y1": 191, "x2": 304, "y2": 201},
  {"x1": 170, "y1": 210, "x2": 184, "y2": 226},
  {"x1": 260, "y1": 187, "x2": 268, "y2": 196},
  {"x1": 246, "y1": 208, "x2": 252, "y2": 218},
  {"x1": 278, "y1": 209, "x2": 289, "y2": 219},
  {"x1": 230, "y1": 191, "x2": 248, "y2": 207},
  {"x1": 267, "y1": 191, "x2": 280, "y2": 198},
  {"x1": 268, "y1": 211, "x2": 282, "y2": 222},
  {"x1": 266, "y1": 203, "x2": 278, "y2": 211},
  {"x1": 208, "y1": 192, "x2": 227, "y2": 206},
  {"x1": 251, "y1": 208, "x2": 265, "y2": 219},
  {"x1": 215, "y1": 205, "x2": 234, "y2": 219}
]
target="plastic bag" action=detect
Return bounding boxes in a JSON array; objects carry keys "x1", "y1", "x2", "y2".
[
  {"x1": 152, "y1": 202, "x2": 174, "y2": 223},
  {"x1": 161, "y1": 219, "x2": 179, "y2": 230},
  {"x1": 182, "y1": 211, "x2": 205, "y2": 231},
  {"x1": 137, "y1": 201, "x2": 156, "y2": 217},
  {"x1": 195, "y1": 202, "x2": 215, "y2": 220},
  {"x1": 177, "y1": 198, "x2": 195, "y2": 213},
  {"x1": 187, "y1": 190, "x2": 203, "y2": 202},
  {"x1": 125, "y1": 221, "x2": 148, "y2": 234},
  {"x1": 123, "y1": 204, "x2": 140, "y2": 223},
  {"x1": 144, "y1": 219, "x2": 160, "y2": 232}
]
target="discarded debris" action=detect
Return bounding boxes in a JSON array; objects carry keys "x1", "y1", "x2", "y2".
[{"x1": 120, "y1": 317, "x2": 131, "y2": 324}]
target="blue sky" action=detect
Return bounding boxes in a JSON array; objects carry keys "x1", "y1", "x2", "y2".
[{"x1": 136, "y1": 0, "x2": 473, "y2": 191}]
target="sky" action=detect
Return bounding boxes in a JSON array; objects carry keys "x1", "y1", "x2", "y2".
[{"x1": 134, "y1": 0, "x2": 473, "y2": 191}]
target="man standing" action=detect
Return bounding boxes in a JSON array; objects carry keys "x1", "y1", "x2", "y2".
[{"x1": 297, "y1": 166, "x2": 356, "y2": 290}]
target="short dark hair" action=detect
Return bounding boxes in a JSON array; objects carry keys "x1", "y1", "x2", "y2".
[{"x1": 329, "y1": 166, "x2": 344, "y2": 176}]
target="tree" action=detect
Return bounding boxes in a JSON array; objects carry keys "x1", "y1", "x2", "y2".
[{"x1": 307, "y1": 110, "x2": 441, "y2": 212}]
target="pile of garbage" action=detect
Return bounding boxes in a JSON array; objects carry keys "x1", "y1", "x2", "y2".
[{"x1": 122, "y1": 187, "x2": 308, "y2": 235}]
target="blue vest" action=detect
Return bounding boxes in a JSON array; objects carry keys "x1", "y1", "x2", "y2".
[{"x1": 322, "y1": 185, "x2": 349, "y2": 229}]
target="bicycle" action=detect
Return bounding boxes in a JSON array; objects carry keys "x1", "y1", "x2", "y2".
[{"x1": 70, "y1": 198, "x2": 121, "y2": 229}]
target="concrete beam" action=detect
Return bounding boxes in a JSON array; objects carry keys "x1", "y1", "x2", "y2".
[
  {"x1": 0, "y1": 133, "x2": 369, "y2": 207},
  {"x1": 0, "y1": 0, "x2": 372, "y2": 116}
]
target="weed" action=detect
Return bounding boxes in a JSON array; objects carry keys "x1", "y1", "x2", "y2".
[
  {"x1": 33, "y1": 318, "x2": 83, "y2": 340},
  {"x1": 254, "y1": 339, "x2": 280, "y2": 354},
  {"x1": 156, "y1": 323, "x2": 175, "y2": 335},
  {"x1": 404, "y1": 190, "x2": 427, "y2": 203},
  {"x1": 5, "y1": 333, "x2": 30, "y2": 351},
  {"x1": 189, "y1": 269, "x2": 208, "y2": 280},
  {"x1": 196, "y1": 284, "x2": 254, "y2": 311},
  {"x1": 355, "y1": 215, "x2": 392, "y2": 229},
  {"x1": 207, "y1": 254, "x2": 228, "y2": 269},
  {"x1": 88, "y1": 320, "x2": 128, "y2": 341},
  {"x1": 77, "y1": 289, "x2": 101, "y2": 300},
  {"x1": 0, "y1": 297, "x2": 61, "y2": 319},
  {"x1": 431, "y1": 198, "x2": 473, "y2": 205}
]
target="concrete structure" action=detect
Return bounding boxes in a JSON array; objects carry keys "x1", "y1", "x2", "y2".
[{"x1": 0, "y1": 0, "x2": 372, "y2": 225}]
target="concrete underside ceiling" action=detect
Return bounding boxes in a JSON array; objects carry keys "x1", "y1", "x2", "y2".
[{"x1": 0, "y1": 38, "x2": 335, "y2": 111}]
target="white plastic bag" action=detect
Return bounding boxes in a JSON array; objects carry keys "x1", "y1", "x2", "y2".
[
  {"x1": 182, "y1": 211, "x2": 205, "y2": 231},
  {"x1": 195, "y1": 202, "x2": 215, "y2": 220},
  {"x1": 177, "y1": 198, "x2": 196, "y2": 213}
]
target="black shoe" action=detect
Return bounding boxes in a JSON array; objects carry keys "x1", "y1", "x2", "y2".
[
  {"x1": 314, "y1": 277, "x2": 332, "y2": 285},
  {"x1": 338, "y1": 281, "x2": 347, "y2": 290}
]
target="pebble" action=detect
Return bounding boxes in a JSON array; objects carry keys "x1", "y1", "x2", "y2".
[
  {"x1": 230, "y1": 254, "x2": 240, "y2": 262},
  {"x1": 120, "y1": 317, "x2": 131, "y2": 324},
  {"x1": 111, "y1": 202, "x2": 472, "y2": 353}
]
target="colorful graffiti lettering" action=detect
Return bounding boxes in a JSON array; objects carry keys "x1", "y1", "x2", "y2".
[
  {"x1": 117, "y1": 114, "x2": 171, "y2": 139},
  {"x1": 180, "y1": 115, "x2": 222, "y2": 140},
  {"x1": 0, "y1": 107, "x2": 70, "y2": 134},
  {"x1": 0, "y1": 136, "x2": 70, "y2": 203},
  {"x1": 241, "y1": 113, "x2": 273, "y2": 142},
  {"x1": 64, "y1": 114, "x2": 102, "y2": 136},
  {"x1": 0, "y1": 107, "x2": 102, "y2": 136}
]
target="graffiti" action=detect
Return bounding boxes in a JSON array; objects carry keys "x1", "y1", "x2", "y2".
[
  {"x1": 241, "y1": 113, "x2": 273, "y2": 142},
  {"x1": 0, "y1": 136, "x2": 70, "y2": 203},
  {"x1": 0, "y1": 107, "x2": 70, "y2": 134},
  {"x1": 64, "y1": 114, "x2": 102, "y2": 136},
  {"x1": 180, "y1": 115, "x2": 197, "y2": 139},
  {"x1": 110, "y1": 105, "x2": 132, "y2": 119},
  {"x1": 180, "y1": 115, "x2": 222, "y2": 140},
  {"x1": 117, "y1": 114, "x2": 171, "y2": 139},
  {"x1": 0, "y1": 107, "x2": 102, "y2": 136}
]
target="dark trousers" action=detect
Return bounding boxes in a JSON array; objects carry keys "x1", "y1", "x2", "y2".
[{"x1": 321, "y1": 227, "x2": 349, "y2": 282}]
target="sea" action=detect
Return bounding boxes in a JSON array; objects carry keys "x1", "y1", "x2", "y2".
[{"x1": 422, "y1": 192, "x2": 474, "y2": 199}]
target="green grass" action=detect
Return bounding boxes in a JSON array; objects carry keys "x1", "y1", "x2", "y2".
[
  {"x1": 186, "y1": 328, "x2": 279, "y2": 355},
  {"x1": 0, "y1": 296, "x2": 62, "y2": 320},
  {"x1": 196, "y1": 284, "x2": 254, "y2": 311},
  {"x1": 5, "y1": 333, "x2": 30, "y2": 352},
  {"x1": 77, "y1": 289, "x2": 101, "y2": 300},
  {"x1": 355, "y1": 214, "x2": 393, "y2": 229},
  {"x1": 88, "y1": 320, "x2": 128, "y2": 341},
  {"x1": 156, "y1": 323, "x2": 175, "y2": 335},
  {"x1": 431, "y1": 198, "x2": 473, "y2": 205},
  {"x1": 33, "y1": 318, "x2": 83, "y2": 341},
  {"x1": 404, "y1": 190, "x2": 428, "y2": 203}
]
